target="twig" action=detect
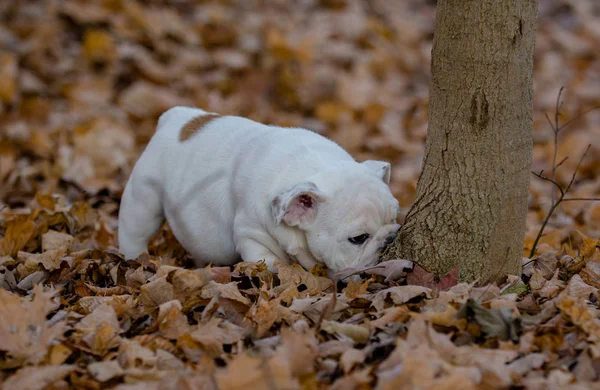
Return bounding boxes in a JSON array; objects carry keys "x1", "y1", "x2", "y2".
[
  {"x1": 562, "y1": 197, "x2": 600, "y2": 202},
  {"x1": 550, "y1": 86, "x2": 564, "y2": 204},
  {"x1": 532, "y1": 171, "x2": 564, "y2": 198},
  {"x1": 529, "y1": 200, "x2": 562, "y2": 259},
  {"x1": 529, "y1": 145, "x2": 594, "y2": 258},
  {"x1": 565, "y1": 144, "x2": 590, "y2": 192},
  {"x1": 529, "y1": 88, "x2": 600, "y2": 259},
  {"x1": 557, "y1": 104, "x2": 600, "y2": 133},
  {"x1": 555, "y1": 156, "x2": 568, "y2": 170},
  {"x1": 530, "y1": 145, "x2": 597, "y2": 258}
]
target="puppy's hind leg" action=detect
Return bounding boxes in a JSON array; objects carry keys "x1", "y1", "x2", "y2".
[{"x1": 118, "y1": 174, "x2": 164, "y2": 260}]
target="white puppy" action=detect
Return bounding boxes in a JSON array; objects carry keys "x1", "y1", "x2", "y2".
[{"x1": 118, "y1": 107, "x2": 400, "y2": 273}]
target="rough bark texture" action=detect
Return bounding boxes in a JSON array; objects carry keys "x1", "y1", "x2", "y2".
[{"x1": 382, "y1": 0, "x2": 538, "y2": 282}]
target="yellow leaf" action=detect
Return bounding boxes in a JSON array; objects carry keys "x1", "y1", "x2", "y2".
[
  {"x1": 0, "y1": 215, "x2": 36, "y2": 257},
  {"x1": 82, "y1": 29, "x2": 115, "y2": 63},
  {"x1": 47, "y1": 344, "x2": 72, "y2": 366},
  {"x1": 0, "y1": 53, "x2": 18, "y2": 104}
]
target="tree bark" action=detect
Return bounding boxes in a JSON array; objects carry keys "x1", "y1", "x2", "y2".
[{"x1": 382, "y1": 0, "x2": 538, "y2": 282}]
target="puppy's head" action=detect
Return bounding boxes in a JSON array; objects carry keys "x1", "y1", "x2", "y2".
[{"x1": 271, "y1": 160, "x2": 400, "y2": 272}]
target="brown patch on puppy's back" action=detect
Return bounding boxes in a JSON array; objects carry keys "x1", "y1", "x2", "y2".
[{"x1": 179, "y1": 114, "x2": 221, "y2": 142}]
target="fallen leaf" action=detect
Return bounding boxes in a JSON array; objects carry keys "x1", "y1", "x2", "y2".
[
  {"x1": 3, "y1": 365, "x2": 75, "y2": 390},
  {"x1": 0, "y1": 286, "x2": 66, "y2": 364},
  {"x1": 41, "y1": 230, "x2": 75, "y2": 252},
  {"x1": 215, "y1": 352, "x2": 298, "y2": 390},
  {"x1": 371, "y1": 285, "x2": 432, "y2": 311},
  {"x1": 277, "y1": 260, "x2": 333, "y2": 293},
  {"x1": 321, "y1": 320, "x2": 370, "y2": 344},
  {"x1": 88, "y1": 360, "x2": 124, "y2": 382}
]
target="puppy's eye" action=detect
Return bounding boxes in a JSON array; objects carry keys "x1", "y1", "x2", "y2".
[{"x1": 348, "y1": 234, "x2": 369, "y2": 245}]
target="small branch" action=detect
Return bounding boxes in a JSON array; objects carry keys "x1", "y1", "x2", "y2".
[
  {"x1": 565, "y1": 144, "x2": 590, "y2": 192},
  {"x1": 557, "y1": 104, "x2": 600, "y2": 133},
  {"x1": 555, "y1": 156, "x2": 568, "y2": 170},
  {"x1": 529, "y1": 144, "x2": 592, "y2": 258},
  {"x1": 562, "y1": 197, "x2": 600, "y2": 202},
  {"x1": 550, "y1": 87, "x2": 563, "y2": 204},
  {"x1": 554, "y1": 86, "x2": 564, "y2": 134},
  {"x1": 529, "y1": 89, "x2": 599, "y2": 260},
  {"x1": 529, "y1": 201, "x2": 561, "y2": 259},
  {"x1": 532, "y1": 171, "x2": 564, "y2": 198}
]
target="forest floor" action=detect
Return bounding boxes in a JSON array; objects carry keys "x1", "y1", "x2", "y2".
[{"x1": 1, "y1": 0, "x2": 600, "y2": 389}]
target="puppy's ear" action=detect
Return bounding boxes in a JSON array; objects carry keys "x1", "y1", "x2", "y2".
[
  {"x1": 362, "y1": 160, "x2": 391, "y2": 184},
  {"x1": 271, "y1": 182, "x2": 326, "y2": 227}
]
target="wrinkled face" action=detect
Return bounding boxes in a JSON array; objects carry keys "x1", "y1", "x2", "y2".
[
  {"x1": 270, "y1": 160, "x2": 400, "y2": 273},
  {"x1": 305, "y1": 177, "x2": 400, "y2": 272}
]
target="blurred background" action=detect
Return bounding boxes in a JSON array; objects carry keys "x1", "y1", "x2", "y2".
[{"x1": 0, "y1": 0, "x2": 598, "y2": 255}]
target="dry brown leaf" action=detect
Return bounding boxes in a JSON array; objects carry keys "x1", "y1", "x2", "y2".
[
  {"x1": 3, "y1": 365, "x2": 76, "y2": 390},
  {"x1": 74, "y1": 303, "x2": 121, "y2": 355},
  {"x1": 170, "y1": 268, "x2": 212, "y2": 305},
  {"x1": 41, "y1": 230, "x2": 75, "y2": 252},
  {"x1": 276, "y1": 327, "x2": 318, "y2": 377},
  {"x1": 200, "y1": 280, "x2": 251, "y2": 307},
  {"x1": 343, "y1": 278, "x2": 372, "y2": 299},
  {"x1": 140, "y1": 275, "x2": 176, "y2": 310},
  {"x1": 18, "y1": 248, "x2": 68, "y2": 276},
  {"x1": 157, "y1": 299, "x2": 191, "y2": 340},
  {"x1": 558, "y1": 297, "x2": 600, "y2": 342},
  {"x1": 118, "y1": 339, "x2": 157, "y2": 368},
  {"x1": 47, "y1": 343, "x2": 73, "y2": 366},
  {"x1": 250, "y1": 297, "x2": 283, "y2": 338},
  {"x1": 340, "y1": 348, "x2": 366, "y2": 373},
  {"x1": 289, "y1": 295, "x2": 350, "y2": 323},
  {"x1": 0, "y1": 286, "x2": 66, "y2": 364},
  {"x1": 558, "y1": 274, "x2": 597, "y2": 301},
  {"x1": 0, "y1": 215, "x2": 36, "y2": 257},
  {"x1": 321, "y1": 320, "x2": 370, "y2": 344},
  {"x1": 189, "y1": 317, "x2": 247, "y2": 357},
  {"x1": 371, "y1": 285, "x2": 432, "y2": 311},
  {"x1": 276, "y1": 260, "x2": 333, "y2": 293},
  {"x1": 88, "y1": 360, "x2": 124, "y2": 382},
  {"x1": 215, "y1": 352, "x2": 299, "y2": 390},
  {"x1": 365, "y1": 259, "x2": 415, "y2": 282}
]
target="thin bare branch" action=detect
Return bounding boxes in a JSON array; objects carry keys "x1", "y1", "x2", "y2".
[
  {"x1": 555, "y1": 156, "x2": 569, "y2": 170},
  {"x1": 551, "y1": 87, "x2": 563, "y2": 204},
  {"x1": 530, "y1": 144, "x2": 594, "y2": 258},
  {"x1": 557, "y1": 104, "x2": 600, "y2": 133},
  {"x1": 561, "y1": 197, "x2": 600, "y2": 202},
  {"x1": 554, "y1": 86, "x2": 564, "y2": 133},
  {"x1": 529, "y1": 201, "x2": 561, "y2": 258},
  {"x1": 543, "y1": 112, "x2": 555, "y2": 131},
  {"x1": 532, "y1": 171, "x2": 564, "y2": 198},
  {"x1": 565, "y1": 144, "x2": 591, "y2": 193}
]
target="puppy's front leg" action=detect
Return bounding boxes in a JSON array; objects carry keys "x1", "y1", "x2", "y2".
[{"x1": 236, "y1": 237, "x2": 286, "y2": 271}]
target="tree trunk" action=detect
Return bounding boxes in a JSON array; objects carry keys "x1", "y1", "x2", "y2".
[{"x1": 382, "y1": 0, "x2": 538, "y2": 282}]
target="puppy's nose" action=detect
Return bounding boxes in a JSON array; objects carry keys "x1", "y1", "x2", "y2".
[
  {"x1": 382, "y1": 226, "x2": 400, "y2": 249},
  {"x1": 384, "y1": 235, "x2": 395, "y2": 247}
]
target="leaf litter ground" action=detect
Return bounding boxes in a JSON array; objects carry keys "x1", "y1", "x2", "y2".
[{"x1": 1, "y1": 0, "x2": 600, "y2": 389}]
